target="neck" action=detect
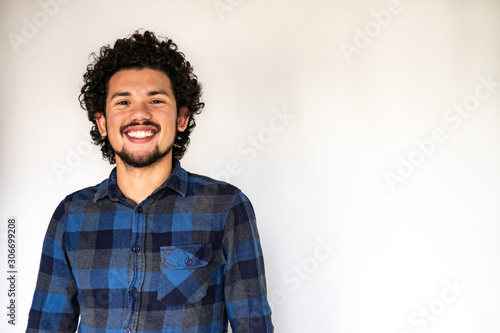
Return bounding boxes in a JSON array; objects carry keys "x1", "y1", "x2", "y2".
[{"x1": 115, "y1": 154, "x2": 174, "y2": 204}]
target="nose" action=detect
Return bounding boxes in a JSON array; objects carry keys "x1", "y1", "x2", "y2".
[{"x1": 129, "y1": 101, "x2": 152, "y2": 121}]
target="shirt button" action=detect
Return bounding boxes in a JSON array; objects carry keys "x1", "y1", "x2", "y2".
[
  {"x1": 125, "y1": 328, "x2": 131, "y2": 333},
  {"x1": 132, "y1": 245, "x2": 140, "y2": 252},
  {"x1": 136, "y1": 206, "x2": 143, "y2": 213},
  {"x1": 185, "y1": 258, "x2": 193, "y2": 266},
  {"x1": 131, "y1": 286, "x2": 137, "y2": 293}
]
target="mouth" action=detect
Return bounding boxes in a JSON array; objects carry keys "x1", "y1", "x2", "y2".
[
  {"x1": 122, "y1": 124, "x2": 159, "y2": 143},
  {"x1": 126, "y1": 130, "x2": 156, "y2": 138}
]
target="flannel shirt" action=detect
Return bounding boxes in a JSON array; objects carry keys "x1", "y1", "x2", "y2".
[{"x1": 27, "y1": 160, "x2": 273, "y2": 333}]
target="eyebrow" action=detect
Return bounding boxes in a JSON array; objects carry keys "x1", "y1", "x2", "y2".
[
  {"x1": 109, "y1": 90, "x2": 171, "y2": 100},
  {"x1": 148, "y1": 90, "x2": 170, "y2": 97}
]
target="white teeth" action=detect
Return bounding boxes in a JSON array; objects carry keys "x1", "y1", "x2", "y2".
[{"x1": 127, "y1": 131, "x2": 154, "y2": 138}]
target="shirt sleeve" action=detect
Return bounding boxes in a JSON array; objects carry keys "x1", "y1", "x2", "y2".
[
  {"x1": 26, "y1": 200, "x2": 80, "y2": 333},
  {"x1": 223, "y1": 190, "x2": 274, "y2": 332}
]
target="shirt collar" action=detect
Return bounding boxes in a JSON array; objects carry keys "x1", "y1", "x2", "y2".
[{"x1": 94, "y1": 159, "x2": 188, "y2": 203}]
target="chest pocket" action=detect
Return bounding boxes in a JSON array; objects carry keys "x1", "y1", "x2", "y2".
[{"x1": 157, "y1": 243, "x2": 213, "y2": 307}]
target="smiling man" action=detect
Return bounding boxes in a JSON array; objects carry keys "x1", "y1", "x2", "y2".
[
  {"x1": 96, "y1": 68, "x2": 190, "y2": 204},
  {"x1": 27, "y1": 30, "x2": 274, "y2": 333}
]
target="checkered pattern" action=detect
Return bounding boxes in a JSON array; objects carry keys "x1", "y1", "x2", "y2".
[{"x1": 27, "y1": 160, "x2": 273, "y2": 332}]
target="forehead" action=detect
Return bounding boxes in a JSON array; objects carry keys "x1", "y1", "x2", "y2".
[{"x1": 107, "y1": 68, "x2": 172, "y2": 95}]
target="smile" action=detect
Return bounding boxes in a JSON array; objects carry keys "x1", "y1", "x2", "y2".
[{"x1": 126, "y1": 131, "x2": 155, "y2": 138}]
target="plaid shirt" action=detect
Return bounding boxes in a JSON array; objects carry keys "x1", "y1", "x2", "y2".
[{"x1": 27, "y1": 160, "x2": 273, "y2": 333}]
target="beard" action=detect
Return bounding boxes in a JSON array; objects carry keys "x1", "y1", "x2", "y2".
[
  {"x1": 115, "y1": 141, "x2": 173, "y2": 168},
  {"x1": 109, "y1": 120, "x2": 175, "y2": 168}
]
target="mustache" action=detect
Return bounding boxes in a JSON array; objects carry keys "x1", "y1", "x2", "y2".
[{"x1": 120, "y1": 120, "x2": 160, "y2": 134}]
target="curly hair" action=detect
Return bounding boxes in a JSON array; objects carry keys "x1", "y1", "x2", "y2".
[{"x1": 79, "y1": 30, "x2": 204, "y2": 163}]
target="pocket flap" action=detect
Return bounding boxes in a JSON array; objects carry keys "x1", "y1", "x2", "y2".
[{"x1": 160, "y1": 244, "x2": 213, "y2": 269}]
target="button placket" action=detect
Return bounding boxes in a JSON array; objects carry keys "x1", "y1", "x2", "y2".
[{"x1": 126, "y1": 203, "x2": 147, "y2": 333}]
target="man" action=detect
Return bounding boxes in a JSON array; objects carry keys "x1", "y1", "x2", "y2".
[{"x1": 27, "y1": 30, "x2": 273, "y2": 333}]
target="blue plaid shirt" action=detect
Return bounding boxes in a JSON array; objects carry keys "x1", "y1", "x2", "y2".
[{"x1": 27, "y1": 160, "x2": 273, "y2": 333}]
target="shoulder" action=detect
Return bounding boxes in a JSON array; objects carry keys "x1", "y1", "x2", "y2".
[
  {"x1": 186, "y1": 172, "x2": 245, "y2": 196},
  {"x1": 45, "y1": 179, "x2": 108, "y2": 236},
  {"x1": 65, "y1": 179, "x2": 107, "y2": 202},
  {"x1": 185, "y1": 172, "x2": 252, "y2": 208},
  {"x1": 57, "y1": 178, "x2": 109, "y2": 214}
]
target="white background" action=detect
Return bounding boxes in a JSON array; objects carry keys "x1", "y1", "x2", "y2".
[{"x1": 1, "y1": 0, "x2": 500, "y2": 332}]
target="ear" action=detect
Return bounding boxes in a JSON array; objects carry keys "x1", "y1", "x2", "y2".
[
  {"x1": 177, "y1": 107, "x2": 190, "y2": 132},
  {"x1": 95, "y1": 112, "x2": 107, "y2": 136}
]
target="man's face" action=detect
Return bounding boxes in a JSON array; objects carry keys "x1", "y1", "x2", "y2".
[{"x1": 95, "y1": 68, "x2": 189, "y2": 168}]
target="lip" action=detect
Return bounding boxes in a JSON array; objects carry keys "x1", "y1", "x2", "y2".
[{"x1": 123, "y1": 125, "x2": 158, "y2": 144}]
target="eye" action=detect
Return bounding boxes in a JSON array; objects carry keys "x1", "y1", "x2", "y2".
[
  {"x1": 117, "y1": 100, "x2": 130, "y2": 105},
  {"x1": 150, "y1": 100, "x2": 164, "y2": 104}
]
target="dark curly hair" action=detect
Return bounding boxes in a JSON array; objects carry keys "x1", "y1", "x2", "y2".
[{"x1": 79, "y1": 30, "x2": 204, "y2": 163}]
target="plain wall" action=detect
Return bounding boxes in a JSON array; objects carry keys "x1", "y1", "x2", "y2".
[{"x1": 1, "y1": 0, "x2": 500, "y2": 332}]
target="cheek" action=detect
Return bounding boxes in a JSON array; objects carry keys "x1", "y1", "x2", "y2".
[
  {"x1": 106, "y1": 116, "x2": 124, "y2": 132},
  {"x1": 104, "y1": 118, "x2": 125, "y2": 144},
  {"x1": 160, "y1": 114, "x2": 178, "y2": 129}
]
